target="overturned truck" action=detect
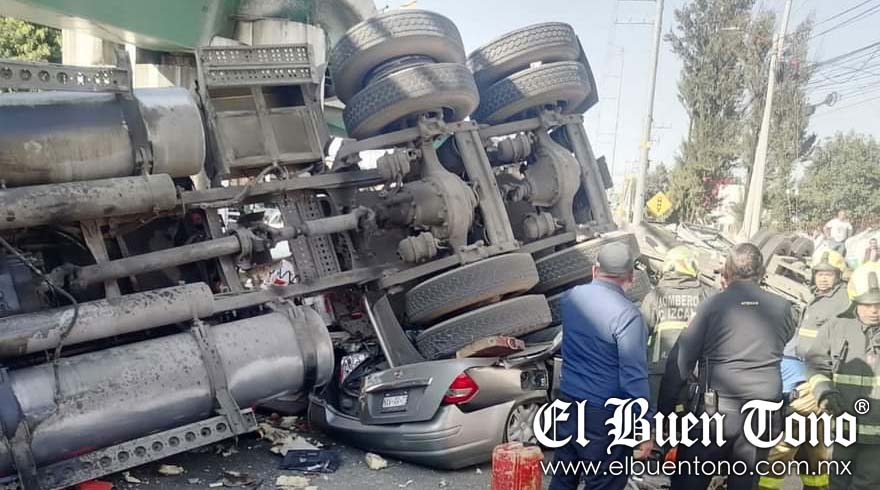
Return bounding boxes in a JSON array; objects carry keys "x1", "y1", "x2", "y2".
[{"x1": 0, "y1": 4, "x2": 629, "y2": 487}]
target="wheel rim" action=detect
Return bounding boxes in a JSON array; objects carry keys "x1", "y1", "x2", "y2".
[{"x1": 506, "y1": 402, "x2": 542, "y2": 444}]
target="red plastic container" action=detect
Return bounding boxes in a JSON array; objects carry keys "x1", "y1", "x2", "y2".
[
  {"x1": 77, "y1": 481, "x2": 113, "y2": 490},
  {"x1": 491, "y1": 442, "x2": 544, "y2": 490}
]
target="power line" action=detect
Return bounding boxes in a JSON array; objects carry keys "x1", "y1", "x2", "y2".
[
  {"x1": 812, "y1": 0, "x2": 879, "y2": 27},
  {"x1": 808, "y1": 67, "x2": 880, "y2": 90},
  {"x1": 811, "y1": 40, "x2": 880, "y2": 69},
  {"x1": 810, "y1": 3, "x2": 880, "y2": 39},
  {"x1": 807, "y1": 58, "x2": 880, "y2": 91}
]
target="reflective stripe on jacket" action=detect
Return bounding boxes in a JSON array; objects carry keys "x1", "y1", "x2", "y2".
[
  {"x1": 640, "y1": 275, "x2": 712, "y2": 367},
  {"x1": 795, "y1": 285, "x2": 849, "y2": 359},
  {"x1": 806, "y1": 315, "x2": 880, "y2": 444}
]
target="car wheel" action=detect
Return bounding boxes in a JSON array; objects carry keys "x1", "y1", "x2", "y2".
[
  {"x1": 472, "y1": 61, "x2": 594, "y2": 125},
  {"x1": 467, "y1": 22, "x2": 581, "y2": 90},
  {"x1": 330, "y1": 10, "x2": 466, "y2": 104},
  {"x1": 342, "y1": 63, "x2": 479, "y2": 139},
  {"x1": 533, "y1": 233, "x2": 636, "y2": 294},
  {"x1": 761, "y1": 234, "x2": 792, "y2": 266},
  {"x1": 406, "y1": 253, "x2": 539, "y2": 325},
  {"x1": 505, "y1": 399, "x2": 545, "y2": 445},
  {"x1": 790, "y1": 236, "x2": 814, "y2": 258},
  {"x1": 415, "y1": 295, "x2": 551, "y2": 360}
]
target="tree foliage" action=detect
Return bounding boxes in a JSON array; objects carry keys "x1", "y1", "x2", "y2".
[
  {"x1": 0, "y1": 16, "x2": 60, "y2": 62},
  {"x1": 665, "y1": 1, "x2": 815, "y2": 228},
  {"x1": 646, "y1": 162, "x2": 670, "y2": 198},
  {"x1": 796, "y1": 133, "x2": 880, "y2": 230},
  {"x1": 665, "y1": 0, "x2": 755, "y2": 222}
]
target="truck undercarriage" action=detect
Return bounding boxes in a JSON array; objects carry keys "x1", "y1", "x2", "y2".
[{"x1": 0, "y1": 4, "x2": 635, "y2": 487}]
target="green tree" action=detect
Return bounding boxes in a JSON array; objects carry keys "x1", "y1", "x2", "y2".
[
  {"x1": 646, "y1": 162, "x2": 670, "y2": 198},
  {"x1": 740, "y1": 14, "x2": 815, "y2": 230},
  {"x1": 666, "y1": 0, "x2": 756, "y2": 222},
  {"x1": 796, "y1": 133, "x2": 880, "y2": 230},
  {"x1": 0, "y1": 16, "x2": 61, "y2": 62}
]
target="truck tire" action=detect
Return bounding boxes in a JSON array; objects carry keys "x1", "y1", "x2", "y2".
[
  {"x1": 547, "y1": 292, "x2": 564, "y2": 326},
  {"x1": 790, "y1": 237, "x2": 814, "y2": 258},
  {"x1": 472, "y1": 61, "x2": 593, "y2": 125},
  {"x1": 406, "y1": 253, "x2": 539, "y2": 325},
  {"x1": 343, "y1": 63, "x2": 479, "y2": 139},
  {"x1": 330, "y1": 10, "x2": 466, "y2": 104},
  {"x1": 533, "y1": 233, "x2": 635, "y2": 294},
  {"x1": 416, "y1": 295, "x2": 552, "y2": 360},
  {"x1": 761, "y1": 235, "x2": 792, "y2": 265},
  {"x1": 749, "y1": 229, "x2": 773, "y2": 248},
  {"x1": 467, "y1": 22, "x2": 581, "y2": 89},
  {"x1": 522, "y1": 291, "x2": 565, "y2": 344},
  {"x1": 522, "y1": 325, "x2": 562, "y2": 345}
]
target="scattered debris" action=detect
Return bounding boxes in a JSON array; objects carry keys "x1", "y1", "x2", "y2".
[
  {"x1": 277, "y1": 416, "x2": 300, "y2": 430},
  {"x1": 271, "y1": 434, "x2": 321, "y2": 456},
  {"x1": 187, "y1": 477, "x2": 203, "y2": 485},
  {"x1": 475, "y1": 468, "x2": 483, "y2": 475},
  {"x1": 364, "y1": 453, "x2": 388, "y2": 470},
  {"x1": 123, "y1": 471, "x2": 143, "y2": 484},
  {"x1": 209, "y1": 481, "x2": 224, "y2": 488},
  {"x1": 439, "y1": 480, "x2": 449, "y2": 488},
  {"x1": 258, "y1": 421, "x2": 322, "y2": 456},
  {"x1": 258, "y1": 422, "x2": 291, "y2": 445},
  {"x1": 275, "y1": 475, "x2": 312, "y2": 489},
  {"x1": 158, "y1": 464, "x2": 186, "y2": 476},
  {"x1": 398, "y1": 480, "x2": 414, "y2": 488},
  {"x1": 221, "y1": 470, "x2": 260, "y2": 487},
  {"x1": 280, "y1": 449, "x2": 341, "y2": 473}
]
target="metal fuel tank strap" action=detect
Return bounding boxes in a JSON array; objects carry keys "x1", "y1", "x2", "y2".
[
  {"x1": 0, "y1": 369, "x2": 37, "y2": 490},
  {"x1": 190, "y1": 320, "x2": 252, "y2": 435}
]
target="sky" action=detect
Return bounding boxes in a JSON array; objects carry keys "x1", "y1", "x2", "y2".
[{"x1": 381, "y1": 0, "x2": 880, "y2": 183}]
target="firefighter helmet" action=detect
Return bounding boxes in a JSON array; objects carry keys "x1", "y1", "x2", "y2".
[
  {"x1": 811, "y1": 249, "x2": 847, "y2": 275},
  {"x1": 663, "y1": 246, "x2": 699, "y2": 278},
  {"x1": 847, "y1": 262, "x2": 880, "y2": 305}
]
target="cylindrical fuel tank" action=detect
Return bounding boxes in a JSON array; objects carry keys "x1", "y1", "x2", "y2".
[
  {"x1": 0, "y1": 308, "x2": 333, "y2": 472},
  {"x1": 0, "y1": 88, "x2": 205, "y2": 187},
  {"x1": 0, "y1": 174, "x2": 178, "y2": 230},
  {"x1": 0, "y1": 283, "x2": 215, "y2": 358}
]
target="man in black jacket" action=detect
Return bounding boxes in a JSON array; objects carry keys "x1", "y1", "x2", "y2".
[{"x1": 659, "y1": 243, "x2": 798, "y2": 490}]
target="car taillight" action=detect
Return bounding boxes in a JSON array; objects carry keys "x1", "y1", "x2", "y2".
[{"x1": 442, "y1": 373, "x2": 479, "y2": 405}]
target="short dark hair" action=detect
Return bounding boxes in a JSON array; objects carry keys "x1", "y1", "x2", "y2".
[{"x1": 724, "y1": 243, "x2": 765, "y2": 283}]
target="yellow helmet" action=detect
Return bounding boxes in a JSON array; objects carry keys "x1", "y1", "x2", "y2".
[
  {"x1": 847, "y1": 262, "x2": 880, "y2": 305},
  {"x1": 811, "y1": 249, "x2": 847, "y2": 275},
  {"x1": 663, "y1": 246, "x2": 699, "y2": 278}
]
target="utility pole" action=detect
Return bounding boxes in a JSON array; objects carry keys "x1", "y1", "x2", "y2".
[
  {"x1": 611, "y1": 49, "x2": 626, "y2": 176},
  {"x1": 631, "y1": 0, "x2": 664, "y2": 225},
  {"x1": 739, "y1": 0, "x2": 794, "y2": 239}
]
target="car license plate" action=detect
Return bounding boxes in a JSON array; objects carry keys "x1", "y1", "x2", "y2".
[{"x1": 381, "y1": 392, "x2": 408, "y2": 412}]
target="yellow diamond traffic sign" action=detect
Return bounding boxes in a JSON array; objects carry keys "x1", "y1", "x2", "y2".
[{"x1": 646, "y1": 192, "x2": 672, "y2": 218}]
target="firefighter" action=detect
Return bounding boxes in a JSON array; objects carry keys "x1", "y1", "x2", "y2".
[
  {"x1": 660, "y1": 243, "x2": 798, "y2": 490},
  {"x1": 640, "y1": 245, "x2": 712, "y2": 406},
  {"x1": 798, "y1": 250, "x2": 851, "y2": 358},
  {"x1": 807, "y1": 262, "x2": 880, "y2": 490},
  {"x1": 759, "y1": 249, "x2": 849, "y2": 490}
]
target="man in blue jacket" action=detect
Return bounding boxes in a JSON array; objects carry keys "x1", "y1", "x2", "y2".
[{"x1": 549, "y1": 241, "x2": 653, "y2": 490}]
